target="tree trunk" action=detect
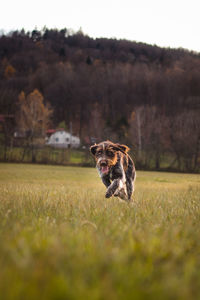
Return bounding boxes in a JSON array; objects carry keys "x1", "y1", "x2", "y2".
[
  {"x1": 194, "y1": 134, "x2": 200, "y2": 171},
  {"x1": 155, "y1": 149, "x2": 160, "y2": 170},
  {"x1": 136, "y1": 111, "x2": 142, "y2": 159},
  {"x1": 31, "y1": 137, "x2": 36, "y2": 163}
]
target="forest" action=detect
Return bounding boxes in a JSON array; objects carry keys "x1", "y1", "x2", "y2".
[{"x1": 0, "y1": 28, "x2": 199, "y2": 172}]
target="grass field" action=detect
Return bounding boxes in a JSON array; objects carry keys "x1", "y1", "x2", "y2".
[{"x1": 0, "y1": 163, "x2": 200, "y2": 300}]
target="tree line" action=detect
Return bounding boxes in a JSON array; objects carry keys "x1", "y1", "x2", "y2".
[{"x1": 0, "y1": 28, "x2": 199, "y2": 171}]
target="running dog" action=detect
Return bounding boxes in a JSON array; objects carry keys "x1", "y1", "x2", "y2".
[{"x1": 90, "y1": 140, "x2": 136, "y2": 201}]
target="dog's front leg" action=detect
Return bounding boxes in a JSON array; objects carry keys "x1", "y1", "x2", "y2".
[
  {"x1": 102, "y1": 175, "x2": 111, "y2": 188},
  {"x1": 105, "y1": 178, "x2": 121, "y2": 198}
]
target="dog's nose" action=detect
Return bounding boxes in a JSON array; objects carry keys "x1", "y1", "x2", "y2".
[{"x1": 100, "y1": 160, "x2": 108, "y2": 166}]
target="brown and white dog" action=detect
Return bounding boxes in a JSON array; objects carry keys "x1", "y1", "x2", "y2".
[{"x1": 90, "y1": 140, "x2": 136, "y2": 201}]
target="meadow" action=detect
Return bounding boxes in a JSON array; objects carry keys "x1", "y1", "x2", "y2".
[{"x1": 0, "y1": 163, "x2": 200, "y2": 300}]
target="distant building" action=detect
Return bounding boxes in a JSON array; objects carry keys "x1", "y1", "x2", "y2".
[
  {"x1": 46, "y1": 129, "x2": 56, "y2": 137},
  {"x1": 46, "y1": 129, "x2": 80, "y2": 149}
]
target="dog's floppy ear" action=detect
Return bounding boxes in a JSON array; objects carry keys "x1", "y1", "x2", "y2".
[
  {"x1": 90, "y1": 144, "x2": 98, "y2": 155},
  {"x1": 112, "y1": 143, "x2": 130, "y2": 154},
  {"x1": 116, "y1": 144, "x2": 130, "y2": 153}
]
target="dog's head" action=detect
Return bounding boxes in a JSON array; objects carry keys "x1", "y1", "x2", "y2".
[{"x1": 90, "y1": 140, "x2": 129, "y2": 175}]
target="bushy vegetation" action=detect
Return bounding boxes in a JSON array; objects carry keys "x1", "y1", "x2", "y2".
[
  {"x1": 0, "y1": 146, "x2": 92, "y2": 166},
  {"x1": 0, "y1": 163, "x2": 200, "y2": 299}
]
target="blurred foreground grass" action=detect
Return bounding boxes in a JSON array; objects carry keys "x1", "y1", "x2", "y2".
[{"x1": 0, "y1": 163, "x2": 200, "y2": 300}]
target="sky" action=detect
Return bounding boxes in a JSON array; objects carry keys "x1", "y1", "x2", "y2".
[{"x1": 0, "y1": 0, "x2": 199, "y2": 52}]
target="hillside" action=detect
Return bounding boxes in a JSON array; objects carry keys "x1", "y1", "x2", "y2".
[{"x1": 0, "y1": 28, "x2": 199, "y2": 171}]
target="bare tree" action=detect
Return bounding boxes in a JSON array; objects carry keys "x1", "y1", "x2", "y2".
[
  {"x1": 169, "y1": 110, "x2": 200, "y2": 171},
  {"x1": 129, "y1": 106, "x2": 169, "y2": 169}
]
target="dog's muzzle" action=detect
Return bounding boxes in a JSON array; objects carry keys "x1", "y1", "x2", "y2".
[{"x1": 99, "y1": 160, "x2": 109, "y2": 174}]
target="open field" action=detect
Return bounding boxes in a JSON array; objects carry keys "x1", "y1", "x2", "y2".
[{"x1": 0, "y1": 163, "x2": 200, "y2": 300}]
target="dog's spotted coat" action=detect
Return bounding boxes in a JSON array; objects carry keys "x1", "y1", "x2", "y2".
[{"x1": 90, "y1": 141, "x2": 136, "y2": 201}]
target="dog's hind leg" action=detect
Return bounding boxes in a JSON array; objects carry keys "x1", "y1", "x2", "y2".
[
  {"x1": 126, "y1": 159, "x2": 136, "y2": 200},
  {"x1": 115, "y1": 188, "x2": 128, "y2": 200},
  {"x1": 126, "y1": 178, "x2": 133, "y2": 200}
]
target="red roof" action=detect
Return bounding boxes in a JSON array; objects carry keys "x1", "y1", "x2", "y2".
[
  {"x1": 46, "y1": 128, "x2": 65, "y2": 134},
  {"x1": 46, "y1": 129, "x2": 56, "y2": 134}
]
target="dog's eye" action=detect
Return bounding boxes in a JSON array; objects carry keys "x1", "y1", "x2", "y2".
[
  {"x1": 107, "y1": 151, "x2": 114, "y2": 157},
  {"x1": 97, "y1": 151, "x2": 102, "y2": 155}
]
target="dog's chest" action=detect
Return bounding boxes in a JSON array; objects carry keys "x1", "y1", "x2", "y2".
[
  {"x1": 109, "y1": 165, "x2": 123, "y2": 180},
  {"x1": 109, "y1": 172, "x2": 114, "y2": 180}
]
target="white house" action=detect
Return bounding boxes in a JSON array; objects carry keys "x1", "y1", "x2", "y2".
[{"x1": 46, "y1": 130, "x2": 80, "y2": 149}]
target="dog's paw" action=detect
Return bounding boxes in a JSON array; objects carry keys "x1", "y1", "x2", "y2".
[{"x1": 105, "y1": 190, "x2": 112, "y2": 198}]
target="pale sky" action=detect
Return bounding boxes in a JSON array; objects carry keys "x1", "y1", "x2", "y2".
[{"x1": 0, "y1": 0, "x2": 199, "y2": 52}]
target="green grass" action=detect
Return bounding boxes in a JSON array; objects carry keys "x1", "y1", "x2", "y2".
[{"x1": 0, "y1": 163, "x2": 200, "y2": 300}]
